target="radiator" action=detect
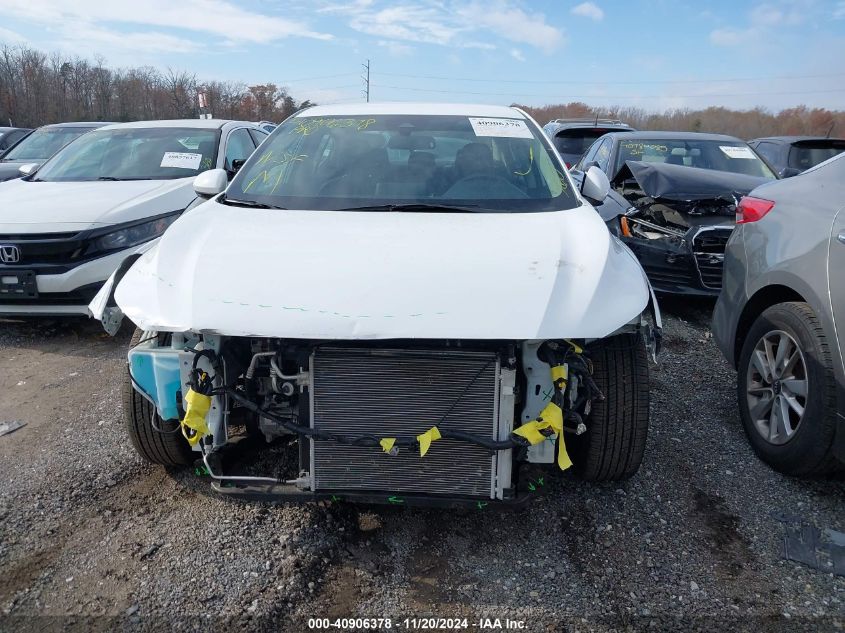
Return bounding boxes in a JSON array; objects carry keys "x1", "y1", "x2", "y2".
[{"x1": 309, "y1": 347, "x2": 502, "y2": 498}]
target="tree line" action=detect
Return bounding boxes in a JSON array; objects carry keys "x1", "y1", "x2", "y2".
[
  {"x1": 0, "y1": 44, "x2": 313, "y2": 127},
  {"x1": 2, "y1": 41, "x2": 843, "y2": 139},
  {"x1": 518, "y1": 102, "x2": 845, "y2": 140}
]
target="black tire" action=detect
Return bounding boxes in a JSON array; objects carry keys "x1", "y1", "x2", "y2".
[
  {"x1": 569, "y1": 333, "x2": 650, "y2": 481},
  {"x1": 122, "y1": 328, "x2": 192, "y2": 467},
  {"x1": 737, "y1": 302, "x2": 840, "y2": 476}
]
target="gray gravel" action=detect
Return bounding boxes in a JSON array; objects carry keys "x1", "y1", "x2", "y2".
[{"x1": 0, "y1": 306, "x2": 843, "y2": 632}]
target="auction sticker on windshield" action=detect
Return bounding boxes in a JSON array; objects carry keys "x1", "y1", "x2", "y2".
[
  {"x1": 160, "y1": 152, "x2": 203, "y2": 170},
  {"x1": 469, "y1": 118, "x2": 533, "y2": 139},
  {"x1": 719, "y1": 145, "x2": 756, "y2": 159}
]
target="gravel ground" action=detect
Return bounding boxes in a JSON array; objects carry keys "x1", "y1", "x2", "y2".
[{"x1": 0, "y1": 304, "x2": 842, "y2": 633}]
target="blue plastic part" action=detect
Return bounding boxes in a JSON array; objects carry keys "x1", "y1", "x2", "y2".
[{"x1": 128, "y1": 347, "x2": 183, "y2": 421}]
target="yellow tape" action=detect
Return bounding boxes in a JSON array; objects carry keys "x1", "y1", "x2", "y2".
[
  {"x1": 551, "y1": 364, "x2": 568, "y2": 388},
  {"x1": 513, "y1": 402, "x2": 572, "y2": 471},
  {"x1": 417, "y1": 426, "x2": 442, "y2": 457},
  {"x1": 181, "y1": 388, "x2": 211, "y2": 446},
  {"x1": 380, "y1": 437, "x2": 396, "y2": 453},
  {"x1": 564, "y1": 339, "x2": 583, "y2": 354}
]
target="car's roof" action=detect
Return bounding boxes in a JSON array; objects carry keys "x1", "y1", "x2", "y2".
[
  {"x1": 98, "y1": 119, "x2": 256, "y2": 131},
  {"x1": 295, "y1": 102, "x2": 527, "y2": 119},
  {"x1": 750, "y1": 135, "x2": 845, "y2": 143},
  {"x1": 605, "y1": 130, "x2": 744, "y2": 142},
  {"x1": 41, "y1": 121, "x2": 113, "y2": 129}
]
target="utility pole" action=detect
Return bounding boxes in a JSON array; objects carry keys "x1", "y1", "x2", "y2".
[{"x1": 362, "y1": 59, "x2": 370, "y2": 103}]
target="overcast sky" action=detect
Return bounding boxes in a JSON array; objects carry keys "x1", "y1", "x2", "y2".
[{"x1": 1, "y1": 0, "x2": 843, "y2": 111}]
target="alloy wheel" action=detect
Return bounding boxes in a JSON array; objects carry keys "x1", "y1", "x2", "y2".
[{"x1": 745, "y1": 329, "x2": 808, "y2": 445}]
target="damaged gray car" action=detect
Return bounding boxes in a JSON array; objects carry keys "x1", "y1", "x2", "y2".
[{"x1": 572, "y1": 131, "x2": 777, "y2": 296}]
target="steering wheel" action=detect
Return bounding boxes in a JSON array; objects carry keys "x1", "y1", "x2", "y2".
[{"x1": 443, "y1": 174, "x2": 528, "y2": 199}]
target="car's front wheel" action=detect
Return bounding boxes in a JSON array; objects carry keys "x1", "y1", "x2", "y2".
[
  {"x1": 122, "y1": 328, "x2": 193, "y2": 467},
  {"x1": 737, "y1": 302, "x2": 841, "y2": 476},
  {"x1": 568, "y1": 333, "x2": 650, "y2": 481}
]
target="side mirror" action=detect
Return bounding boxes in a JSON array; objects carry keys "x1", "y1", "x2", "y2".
[
  {"x1": 193, "y1": 169, "x2": 228, "y2": 198},
  {"x1": 780, "y1": 167, "x2": 801, "y2": 178},
  {"x1": 18, "y1": 163, "x2": 38, "y2": 177},
  {"x1": 230, "y1": 158, "x2": 247, "y2": 177},
  {"x1": 581, "y1": 165, "x2": 610, "y2": 203}
]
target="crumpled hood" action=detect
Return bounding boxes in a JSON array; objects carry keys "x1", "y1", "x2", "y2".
[
  {"x1": 114, "y1": 201, "x2": 651, "y2": 340},
  {"x1": 618, "y1": 160, "x2": 771, "y2": 202},
  {"x1": 0, "y1": 177, "x2": 197, "y2": 233}
]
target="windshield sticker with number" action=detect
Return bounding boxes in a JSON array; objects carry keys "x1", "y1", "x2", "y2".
[
  {"x1": 160, "y1": 152, "x2": 202, "y2": 170},
  {"x1": 469, "y1": 118, "x2": 533, "y2": 139}
]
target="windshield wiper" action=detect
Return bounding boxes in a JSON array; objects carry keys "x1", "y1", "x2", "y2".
[
  {"x1": 96, "y1": 177, "x2": 153, "y2": 181},
  {"x1": 220, "y1": 195, "x2": 287, "y2": 210},
  {"x1": 338, "y1": 203, "x2": 480, "y2": 213}
]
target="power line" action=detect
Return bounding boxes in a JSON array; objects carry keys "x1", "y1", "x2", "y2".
[
  {"x1": 374, "y1": 70, "x2": 845, "y2": 86},
  {"x1": 371, "y1": 83, "x2": 845, "y2": 100}
]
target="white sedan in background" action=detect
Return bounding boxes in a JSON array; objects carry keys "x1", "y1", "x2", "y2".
[{"x1": 0, "y1": 119, "x2": 268, "y2": 316}]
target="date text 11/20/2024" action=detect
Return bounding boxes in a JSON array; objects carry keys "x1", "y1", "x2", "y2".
[{"x1": 307, "y1": 617, "x2": 527, "y2": 630}]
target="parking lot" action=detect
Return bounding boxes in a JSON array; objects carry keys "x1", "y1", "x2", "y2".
[{"x1": 0, "y1": 301, "x2": 842, "y2": 632}]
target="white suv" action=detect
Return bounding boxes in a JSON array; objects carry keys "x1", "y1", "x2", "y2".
[{"x1": 0, "y1": 119, "x2": 268, "y2": 316}]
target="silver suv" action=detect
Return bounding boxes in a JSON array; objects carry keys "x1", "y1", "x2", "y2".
[{"x1": 712, "y1": 153, "x2": 845, "y2": 476}]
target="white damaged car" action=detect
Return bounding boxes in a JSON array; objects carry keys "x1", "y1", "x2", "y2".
[
  {"x1": 93, "y1": 103, "x2": 661, "y2": 507},
  {"x1": 0, "y1": 119, "x2": 267, "y2": 316}
]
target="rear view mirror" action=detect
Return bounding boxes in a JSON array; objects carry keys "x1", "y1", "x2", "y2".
[
  {"x1": 193, "y1": 169, "x2": 228, "y2": 198},
  {"x1": 780, "y1": 167, "x2": 802, "y2": 178},
  {"x1": 18, "y1": 163, "x2": 38, "y2": 177},
  {"x1": 581, "y1": 165, "x2": 610, "y2": 203}
]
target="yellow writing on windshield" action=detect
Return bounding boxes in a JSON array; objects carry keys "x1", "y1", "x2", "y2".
[
  {"x1": 243, "y1": 150, "x2": 308, "y2": 194},
  {"x1": 292, "y1": 118, "x2": 377, "y2": 136},
  {"x1": 620, "y1": 142, "x2": 669, "y2": 156}
]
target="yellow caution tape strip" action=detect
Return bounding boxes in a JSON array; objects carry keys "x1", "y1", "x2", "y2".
[
  {"x1": 550, "y1": 364, "x2": 568, "y2": 389},
  {"x1": 181, "y1": 388, "x2": 212, "y2": 446},
  {"x1": 379, "y1": 437, "x2": 396, "y2": 453},
  {"x1": 513, "y1": 402, "x2": 572, "y2": 471},
  {"x1": 417, "y1": 426, "x2": 441, "y2": 457}
]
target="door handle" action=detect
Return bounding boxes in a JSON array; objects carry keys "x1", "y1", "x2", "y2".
[{"x1": 839, "y1": 231, "x2": 845, "y2": 245}]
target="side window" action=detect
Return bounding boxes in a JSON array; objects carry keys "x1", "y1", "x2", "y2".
[
  {"x1": 248, "y1": 129, "x2": 269, "y2": 147},
  {"x1": 225, "y1": 128, "x2": 256, "y2": 170},
  {"x1": 754, "y1": 142, "x2": 779, "y2": 166},
  {"x1": 594, "y1": 138, "x2": 612, "y2": 172},
  {"x1": 576, "y1": 138, "x2": 601, "y2": 171}
]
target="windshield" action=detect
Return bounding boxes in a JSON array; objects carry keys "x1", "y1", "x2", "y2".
[
  {"x1": 615, "y1": 139, "x2": 776, "y2": 179},
  {"x1": 1, "y1": 127, "x2": 89, "y2": 162},
  {"x1": 788, "y1": 142, "x2": 845, "y2": 170},
  {"x1": 34, "y1": 127, "x2": 219, "y2": 182},
  {"x1": 227, "y1": 114, "x2": 578, "y2": 212}
]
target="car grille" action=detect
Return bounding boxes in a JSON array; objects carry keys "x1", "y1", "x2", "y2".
[
  {"x1": 0, "y1": 232, "x2": 86, "y2": 268},
  {"x1": 310, "y1": 347, "x2": 500, "y2": 498},
  {"x1": 692, "y1": 228, "x2": 732, "y2": 290}
]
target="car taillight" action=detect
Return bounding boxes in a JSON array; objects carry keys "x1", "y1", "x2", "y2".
[{"x1": 736, "y1": 196, "x2": 775, "y2": 224}]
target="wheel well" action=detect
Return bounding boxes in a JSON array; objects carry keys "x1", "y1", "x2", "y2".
[{"x1": 734, "y1": 285, "x2": 805, "y2": 362}]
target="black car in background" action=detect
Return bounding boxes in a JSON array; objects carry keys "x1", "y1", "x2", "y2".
[
  {"x1": 0, "y1": 127, "x2": 32, "y2": 154},
  {"x1": 748, "y1": 136, "x2": 845, "y2": 178},
  {"x1": 542, "y1": 117, "x2": 635, "y2": 168},
  {"x1": 571, "y1": 131, "x2": 776, "y2": 296},
  {"x1": 0, "y1": 121, "x2": 112, "y2": 181}
]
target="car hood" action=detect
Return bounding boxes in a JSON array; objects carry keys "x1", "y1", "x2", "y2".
[
  {"x1": 112, "y1": 201, "x2": 651, "y2": 340},
  {"x1": 0, "y1": 160, "x2": 44, "y2": 182},
  {"x1": 617, "y1": 160, "x2": 771, "y2": 202},
  {"x1": 0, "y1": 178, "x2": 197, "y2": 233}
]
